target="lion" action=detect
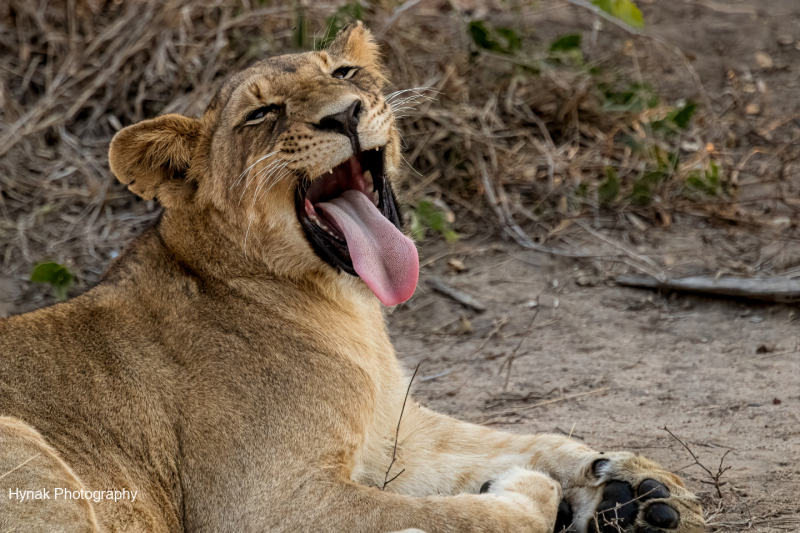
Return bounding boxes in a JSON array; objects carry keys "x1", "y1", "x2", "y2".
[{"x1": 0, "y1": 23, "x2": 704, "y2": 533}]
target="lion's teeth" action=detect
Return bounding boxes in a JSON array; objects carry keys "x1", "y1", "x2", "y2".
[
  {"x1": 363, "y1": 170, "x2": 373, "y2": 190},
  {"x1": 310, "y1": 214, "x2": 332, "y2": 232},
  {"x1": 371, "y1": 191, "x2": 379, "y2": 206}
]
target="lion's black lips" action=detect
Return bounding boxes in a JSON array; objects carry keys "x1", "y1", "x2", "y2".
[{"x1": 295, "y1": 147, "x2": 402, "y2": 275}]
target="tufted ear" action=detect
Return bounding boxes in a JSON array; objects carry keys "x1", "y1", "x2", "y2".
[
  {"x1": 327, "y1": 21, "x2": 386, "y2": 84},
  {"x1": 108, "y1": 114, "x2": 201, "y2": 208}
]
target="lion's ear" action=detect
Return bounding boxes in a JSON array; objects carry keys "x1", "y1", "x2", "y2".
[
  {"x1": 327, "y1": 21, "x2": 385, "y2": 83},
  {"x1": 109, "y1": 114, "x2": 201, "y2": 208}
]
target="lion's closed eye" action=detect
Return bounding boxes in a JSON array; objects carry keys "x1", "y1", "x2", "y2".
[
  {"x1": 332, "y1": 66, "x2": 359, "y2": 80},
  {"x1": 245, "y1": 104, "x2": 281, "y2": 125}
]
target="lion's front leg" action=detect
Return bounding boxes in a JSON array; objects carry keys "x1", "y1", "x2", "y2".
[{"x1": 360, "y1": 404, "x2": 704, "y2": 533}]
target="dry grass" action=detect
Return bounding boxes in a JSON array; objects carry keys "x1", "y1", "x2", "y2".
[{"x1": 0, "y1": 0, "x2": 785, "y2": 307}]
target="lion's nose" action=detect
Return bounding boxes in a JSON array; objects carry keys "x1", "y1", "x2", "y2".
[{"x1": 317, "y1": 99, "x2": 362, "y2": 153}]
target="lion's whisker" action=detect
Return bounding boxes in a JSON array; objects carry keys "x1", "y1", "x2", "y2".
[
  {"x1": 240, "y1": 157, "x2": 288, "y2": 205},
  {"x1": 249, "y1": 161, "x2": 286, "y2": 208},
  {"x1": 389, "y1": 94, "x2": 435, "y2": 107},
  {"x1": 384, "y1": 87, "x2": 438, "y2": 103},
  {"x1": 238, "y1": 159, "x2": 282, "y2": 205},
  {"x1": 232, "y1": 151, "x2": 279, "y2": 190},
  {"x1": 242, "y1": 157, "x2": 297, "y2": 257},
  {"x1": 243, "y1": 212, "x2": 256, "y2": 259},
  {"x1": 390, "y1": 93, "x2": 435, "y2": 105},
  {"x1": 257, "y1": 160, "x2": 296, "y2": 203}
]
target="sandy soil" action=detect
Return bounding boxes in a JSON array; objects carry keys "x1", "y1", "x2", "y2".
[
  {"x1": 388, "y1": 1, "x2": 800, "y2": 530},
  {"x1": 393, "y1": 233, "x2": 799, "y2": 532}
]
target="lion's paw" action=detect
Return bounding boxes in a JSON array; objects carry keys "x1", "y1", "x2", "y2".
[
  {"x1": 481, "y1": 467, "x2": 562, "y2": 530},
  {"x1": 555, "y1": 452, "x2": 705, "y2": 533}
]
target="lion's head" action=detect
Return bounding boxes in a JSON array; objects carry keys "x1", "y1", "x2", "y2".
[{"x1": 108, "y1": 23, "x2": 418, "y2": 306}]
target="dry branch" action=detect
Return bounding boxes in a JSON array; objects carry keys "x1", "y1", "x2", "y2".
[
  {"x1": 382, "y1": 362, "x2": 420, "y2": 491},
  {"x1": 428, "y1": 278, "x2": 487, "y2": 312},
  {"x1": 616, "y1": 275, "x2": 800, "y2": 303},
  {"x1": 0, "y1": 453, "x2": 41, "y2": 480},
  {"x1": 664, "y1": 426, "x2": 731, "y2": 498}
]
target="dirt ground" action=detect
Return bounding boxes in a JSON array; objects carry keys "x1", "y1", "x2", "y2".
[
  {"x1": 2, "y1": 0, "x2": 800, "y2": 531},
  {"x1": 396, "y1": 233, "x2": 799, "y2": 532},
  {"x1": 391, "y1": 2, "x2": 800, "y2": 530}
]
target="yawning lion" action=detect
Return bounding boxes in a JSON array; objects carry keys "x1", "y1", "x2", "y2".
[{"x1": 0, "y1": 23, "x2": 704, "y2": 533}]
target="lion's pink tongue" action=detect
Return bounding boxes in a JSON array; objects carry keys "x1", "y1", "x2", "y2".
[{"x1": 316, "y1": 190, "x2": 418, "y2": 306}]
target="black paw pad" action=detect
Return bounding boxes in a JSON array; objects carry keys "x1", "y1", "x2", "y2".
[
  {"x1": 553, "y1": 500, "x2": 573, "y2": 533},
  {"x1": 479, "y1": 480, "x2": 492, "y2": 494},
  {"x1": 638, "y1": 479, "x2": 670, "y2": 501},
  {"x1": 644, "y1": 502, "x2": 680, "y2": 529},
  {"x1": 596, "y1": 481, "x2": 638, "y2": 533}
]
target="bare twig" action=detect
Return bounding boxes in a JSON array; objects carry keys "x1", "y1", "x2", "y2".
[
  {"x1": 469, "y1": 316, "x2": 510, "y2": 359},
  {"x1": 733, "y1": 343, "x2": 798, "y2": 367},
  {"x1": 481, "y1": 388, "x2": 611, "y2": 422},
  {"x1": 377, "y1": 0, "x2": 429, "y2": 38},
  {"x1": 517, "y1": 387, "x2": 610, "y2": 411},
  {"x1": 383, "y1": 362, "x2": 421, "y2": 491},
  {"x1": 499, "y1": 310, "x2": 539, "y2": 390},
  {"x1": 428, "y1": 278, "x2": 487, "y2": 312},
  {"x1": 617, "y1": 274, "x2": 800, "y2": 303},
  {"x1": 664, "y1": 426, "x2": 731, "y2": 498},
  {"x1": 574, "y1": 219, "x2": 666, "y2": 281},
  {"x1": 0, "y1": 453, "x2": 42, "y2": 480}
]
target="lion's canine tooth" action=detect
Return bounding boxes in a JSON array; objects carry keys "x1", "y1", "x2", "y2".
[{"x1": 363, "y1": 170, "x2": 373, "y2": 189}]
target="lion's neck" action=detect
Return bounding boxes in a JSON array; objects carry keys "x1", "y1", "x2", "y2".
[{"x1": 145, "y1": 205, "x2": 388, "y2": 331}]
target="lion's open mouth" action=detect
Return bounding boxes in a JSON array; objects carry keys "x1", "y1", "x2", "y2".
[{"x1": 295, "y1": 147, "x2": 419, "y2": 306}]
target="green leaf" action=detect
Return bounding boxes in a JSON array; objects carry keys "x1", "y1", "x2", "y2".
[
  {"x1": 469, "y1": 20, "x2": 521, "y2": 55},
  {"x1": 671, "y1": 101, "x2": 697, "y2": 129},
  {"x1": 550, "y1": 34, "x2": 582, "y2": 52},
  {"x1": 31, "y1": 262, "x2": 74, "y2": 301},
  {"x1": 548, "y1": 34, "x2": 583, "y2": 65},
  {"x1": 409, "y1": 211, "x2": 426, "y2": 240},
  {"x1": 685, "y1": 160, "x2": 722, "y2": 197},
  {"x1": 411, "y1": 200, "x2": 459, "y2": 243},
  {"x1": 601, "y1": 82, "x2": 659, "y2": 113},
  {"x1": 598, "y1": 167, "x2": 620, "y2": 205},
  {"x1": 631, "y1": 170, "x2": 664, "y2": 205},
  {"x1": 592, "y1": 0, "x2": 645, "y2": 28},
  {"x1": 495, "y1": 27, "x2": 522, "y2": 53},
  {"x1": 469, "y1": 21, "x2": 495, "y2": 51}
]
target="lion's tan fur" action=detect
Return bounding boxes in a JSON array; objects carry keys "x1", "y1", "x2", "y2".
[{"x1": 0, "y1": 24, "x2": 703, "y2": 533}]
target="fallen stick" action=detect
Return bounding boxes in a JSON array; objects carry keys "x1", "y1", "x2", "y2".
[
  {"x1": 475, "y1": 387, "x2": 610, "y2": 424},
  {"x1": 428, "y1": 278, "x2": 487, "y2": 312},
  {"x1": 574, "y1": 219, "x2": 666, "y2": 282},
  {"x1": 516, "y1": 387, "x2": 610, "y2": 411},
  {"x1": 616, "y1": 274, "x2": 800, "y2": 303}
]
